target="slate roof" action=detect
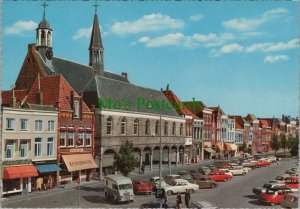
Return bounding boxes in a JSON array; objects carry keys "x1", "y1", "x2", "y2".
[
  {"x1": 38, "y1": 18, "x2": 51, "y2": 29},
  {"x1": 89, "y1": 14, "x2": 103, "y2": 49},
  {"x1": 82, "y1": 76, "x2": 180, "y2": 117}
]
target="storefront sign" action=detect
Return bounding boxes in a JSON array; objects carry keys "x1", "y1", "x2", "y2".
[
  {"x1": 70, "y1": 148, "x2": 84, "y2": 152},
  {"x1": 62, "y1": 154, "x2": 98, "y2": 172}
]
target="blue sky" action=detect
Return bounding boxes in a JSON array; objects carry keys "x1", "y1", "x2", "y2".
[{"x1": 2, "y1": 1, "x2": 298, "y2": 118}]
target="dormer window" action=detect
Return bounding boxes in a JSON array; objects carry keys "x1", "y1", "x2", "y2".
[{"x1": 74, "y1": 100, "x2": 79, "y2": 118}]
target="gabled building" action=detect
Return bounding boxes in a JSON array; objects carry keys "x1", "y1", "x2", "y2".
[
  {"x1": 245, "y1": 114, "x2": 260, "y2": 153},
  {"x1": 208, "y1": 106, "x2": 224, "y2": 154}
]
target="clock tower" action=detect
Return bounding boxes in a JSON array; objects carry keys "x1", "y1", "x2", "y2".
[{"x1": 36, "y1": 2, "x2": 53, "y2": 61}]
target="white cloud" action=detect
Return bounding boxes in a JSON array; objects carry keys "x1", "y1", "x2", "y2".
[
  {"x1": 139, "y1": 36, "x2": 150, "y2": 43},
  {"x1": 223, "y1": 7, "x2": 288, "y2": 31},
  {"x1": 220, "y1": 43, "x2": 244, "y2": 54},
  {"x1": 140, "y1": 33, "x2": 185, "y2": 48},
  {"x1": 110, "y1": 13, "x2": 184, "y2": 35},
  {"x1": 4, "y1": 20, "x2": 37, "y2": 35},
  {"x1": 245, "y1": 38, "x2": 298, "y2": 53},
  {"x1": 189, "y1": 14, "x2": 203, "y2": 22},
  {"x1": 264, "y1": 55, "x2": 289, "y2": 63},
  {"x1": 73, "y1": 26, "x2": 92, "y2": 40}
]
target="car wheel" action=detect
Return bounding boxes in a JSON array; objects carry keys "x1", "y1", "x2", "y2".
[
  {"x1": 224, "y1": 178, "x2": 228, "y2": 182},
  {"x1": 167, "y1": 190, "x2": 173, "y2": 196},
  {"x1": 189, "y1": 189, "x2": 194, "y2": 194}
]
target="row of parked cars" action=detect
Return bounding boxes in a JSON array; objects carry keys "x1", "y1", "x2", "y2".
[{"x1": 253, "y1": 166, "x2": 298, "y2": 207}]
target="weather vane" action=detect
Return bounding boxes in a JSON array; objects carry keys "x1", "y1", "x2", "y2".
[
  {"x1": 92, "y1": 1, "x2": 99, "y2": 14},
  {"x1": 42, "y1": 1, "x2": 49, "y2": 19}
]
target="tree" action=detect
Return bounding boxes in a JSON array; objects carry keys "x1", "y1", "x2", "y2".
[
  {"x1": 113, "y1": 140, "x2": 139, "y2": 176},
  {"x1": 288, "y1": 136, "x2": 299, "y2": 156},
  {"x1": 280, "y1": 135, "x2": 287, "y2": 155},
  {"x1": 271, "y1": 135, "x2": 280, "y2": 154}
]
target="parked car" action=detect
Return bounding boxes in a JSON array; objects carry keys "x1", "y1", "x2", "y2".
[
  {"x1": 284, "y1": 177, "x2": 299, "y2": 191},
  {"x1": 255, "y1": 160, "x2": 271, "y2": 168},
  {"x1": 163, "y1": 179, "x2": 199, "y2": 195},
  {"x1": 191, "y1": 174, "x2": 218, "y2": 189},
  {"x1": 164, "y1": 174, "x2": 182, "y2": 185},
  {"x1": 285, "y1": 170, "x2": 298, "y2": 176},
  {"x1": 198, "y1": 166, "x2": 211, "y2": 175},
  {"x1": 241, "y1": 162, "x2": 256, "y2": 170},
  {"x1": 273, "y1": 176, "x2": 289, "y2": 184},
  {"x1": 280, "y1": 192, "x2": 298, "y2": 209},
  {"x1": 132, "y1": 179, "x2": 152, "y2": 195},
  {"x1": 190, "y1": 200, "x2": 218, "y2": 209},
  {"x1": 258, "y1": 189, "x2": 292, "y2": 206},
  {"x1": 216, "y1": 169, "x2": 233, "y2": 177},
  {"x1": 253, "y1": 183, "x2": 292, "y2": 196},
  {"x1": 140, "y1": 199, "x2": 176, "y2": 209},
  {"x1": 149, "y1": 176, "x2": 167, "y2": 191},
  {"x1": 208, "y1": 170, "x2": 233, "y2": 182},
  {"x1": 179, "y1": 174, "x2": 194, "y2": 182},
  {"x1": 227, "y1": 166, "x2": 247, "y2": 176}
]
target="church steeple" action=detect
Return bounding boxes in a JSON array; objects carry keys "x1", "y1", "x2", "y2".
[
  {"x1": 89, "y1": 2, "x2": 104, "y2": 76},
  {"x1": 36, "y1": 2, "x2": 52, "y2": 48}
]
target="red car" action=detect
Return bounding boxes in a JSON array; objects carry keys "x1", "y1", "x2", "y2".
[
  {"x1": 255, "y1": 161, "x2": 271, "y2": 168},
  {"x1": 132, "y1": 179, "x2": 152, "y2": 195},
  {"x1": 284, "y1": 177, "x2": 299, "y2": 190},
  {"x1": 208, "y1": 170, "x2": 232, "y2": 182},
  {"x1": 258, "y1": 189, "x2": 291, "y2": 206}
]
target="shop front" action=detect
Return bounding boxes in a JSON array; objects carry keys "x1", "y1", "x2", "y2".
[
  {"x1": 33, "y1": 163, "x2": 61, "y2": 190},
  {"x1": 59, "y1": 153, "x2": 97, "y2": 185},
  {"x1": 224, "y1": 143, "x2": 238, "y2": 157},
  {"x1": 2, "y1": 165, "x2": 38, "y2": 195}
]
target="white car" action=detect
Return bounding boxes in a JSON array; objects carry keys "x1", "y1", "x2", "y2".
[
  {"x1": 164, "y1": 174, "x2": 182, "y2": 185},
  {"x1": 228, "y1": 166, "x2": 247, "y2": 176},
  {"x1": 241, "y1": 166, "x2": 252, "y2": 172},
  {"x1": 149, "y1": 177, "x2": 168, "y2": 190},
  {"x1": 163, "y1": 179, "x2": 199, "y2": 195},
  {"x1": 218, "y1": 169, "x2": 233, "y2": 176}
]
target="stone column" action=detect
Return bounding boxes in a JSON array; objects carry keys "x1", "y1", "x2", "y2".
[
  {"x1": 150, "y1": 151, "x2": 153, "y2": 170},
  {"x1": 99, "y1": 153, "x2": 103, "y2": 181},
  {"x1": 176, "y1": 149, "x2": 179, "y2": 167},
  {"x1": 139, "y1": 151, "x2": 143, "y2": 174},
  {"x1": 168, "y1": 148, "x2": 171, "y2": 167}
]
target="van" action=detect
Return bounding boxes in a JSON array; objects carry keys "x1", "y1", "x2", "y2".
[{"x1": 103, "y1": 175, "x2": 135, "y2": 203}]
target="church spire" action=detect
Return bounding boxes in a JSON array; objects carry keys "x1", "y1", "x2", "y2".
[{"x1": 89, "y1": 2, "x2": 104, "y2": 76}]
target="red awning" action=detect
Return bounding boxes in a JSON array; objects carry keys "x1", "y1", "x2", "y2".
[{"x1": 3, "y1": 165, "x2": 38, "y2": 179}]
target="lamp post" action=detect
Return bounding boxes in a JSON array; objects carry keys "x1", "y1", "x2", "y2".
[{"x1": 149, "y1": 95, "x2": 162, "y2": 190}]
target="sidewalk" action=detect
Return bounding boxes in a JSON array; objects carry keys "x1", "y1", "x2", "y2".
[{"x1": 1, "y1": 160, "x2": 212, "y2": 204}]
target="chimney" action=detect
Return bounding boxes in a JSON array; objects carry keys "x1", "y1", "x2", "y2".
[
  {"x1": 36, "y1": 74, "x2": 43, "y2": 105},
  {"x1": 121, "y1": 72, "x2": 128, "y2": 79},
  {"x1": 9, "y1": 85, "x2": 17, "y2": 108},
  {"x1": 166, "y1": 83, "x2": 169, "y2": 91}
]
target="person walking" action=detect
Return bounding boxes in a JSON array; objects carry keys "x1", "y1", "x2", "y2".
[
  {"x1": 276, "y1": 156, "x2": 279, "y2": 165},
  {"x1": 141, "y1": 162, "x2": 145, "y2": 174},
  {"x1": 162, "y1": 188, "x2": 168, "y2": 204},
  {"x1": 176, "y1": 192, "x2": 182, "y2": 209},
  {"x1": 185, "y1": 189, "x2": 191, "y2": 208}
]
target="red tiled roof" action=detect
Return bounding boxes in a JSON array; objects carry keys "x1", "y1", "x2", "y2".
[
  {"x1": 182, "y1": 101, "x2": 207, "y2": 117},
  {"x1": 26, "y1": 75, "x2": 91, "y2": 112},
  {"x1": 163, "y1": 90, "x2": 199, "y2": 119},
  {"x1": 260, "y1": 119, "x2": 271, "y2": 127},
  {"x1": 1, "y1": 89, "x2": 28, "y2": 106},
  {"x1": 230, "y1": 115, "x2": 244, "y2": 129}
]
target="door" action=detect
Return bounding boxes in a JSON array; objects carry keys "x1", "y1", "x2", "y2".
[{"x1": 22, "y1": 178, "x2": 28, "y2": 194}]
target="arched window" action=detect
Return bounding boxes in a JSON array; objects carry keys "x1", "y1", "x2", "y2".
[
  {"x1": 180, "y1": 123, "x2": 183, "y2": 136},
  {"x1": 134, "y1": 119, "x2": 139, "y2": 135},
  {"x1": 145, "y1": 120, "x2": 150, "y2": 135},
  {"x1": 47, "y1": 31, "x2": 51, "y2": 46},
  {"x1": 155, "y1": 120, "x2": 159, "y2": 135},
  {"x1": 107, "y1": 117, "x2": 112, "y2": 135},
  {"x1": 172, "y1": 122, "x2": 176, "y2": 135},
  {"x1": 164, "y1": 121, "x2": 168, "y2": 135},
  {"x1": 121, "y1": 117, "x2": 126, "y2": 135},
  {"x1": 41, "y1": 30, "x2": 46, "y2": 46}
]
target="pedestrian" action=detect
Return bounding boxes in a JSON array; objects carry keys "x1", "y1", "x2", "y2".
[
  {"x1": 162, "y1": 188, "x2": 168, "y2": 204},
  {"x1": 141, "y1": 162, "x2": 145, "y2": 174},
  {"x1": 176, "y1": 192, "x2": 182, "y2": 209},
  {"x1": 185, "y1": 189, "x2": 191, "y2": 208},
  {"x1": 276, "y1": 156, "x2": 279, "y2": 165}
]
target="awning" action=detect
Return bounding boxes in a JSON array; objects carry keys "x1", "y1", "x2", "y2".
[
  {"x1": 62, "y1": 154, "x2": 98, "y2": 172},
  {"x1": 204, "y1": 148, "x2": 215, "y2": 153},
  {"x1": 225, "y1": 143, "x2": 232, "y2": 151},
  {"x1": 35, "y1": 164, "x2": 62, "y2": 173},
  {"x1": 230, "y1": 144, "x2": 238, "y2": 151},
  {"x1": 3, "y1": 165, "x2": 38, "y2": 179},
  {"x1": 216, "y1": 144, "x2": 224, "y2": 151}
]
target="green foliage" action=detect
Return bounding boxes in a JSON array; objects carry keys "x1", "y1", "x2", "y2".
[
  {"x1": 113, "y1": 140, "x2": 139, "y2": 176},
  {"x1": 271, "y1": 135, "x2": 280, "y2": 153},
  {"x1": 288, "y1": 136, "x2": 299, "y2": 156},
  {"x1": 280, "y1": 135, "x2": 287, "y2": 154}
]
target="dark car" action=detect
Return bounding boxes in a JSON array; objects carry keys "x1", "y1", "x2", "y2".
[{"x1": 140, "y1": 200, "x2": 176, "y2": 209}]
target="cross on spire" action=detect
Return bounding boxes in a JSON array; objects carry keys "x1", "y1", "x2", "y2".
[
  {"x1": 42, "y1": 1, "x2": 48, "y2": 19},
  {"x1": 92, "y1": 1, "x2": 99, "y2": 14}
]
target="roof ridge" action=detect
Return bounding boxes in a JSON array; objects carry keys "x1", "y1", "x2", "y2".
[{"x1": 53, "y1": 56, "x2": 94, "y2": 69}]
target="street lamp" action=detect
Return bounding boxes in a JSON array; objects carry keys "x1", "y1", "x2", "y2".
[{"x1": 149, "y1": 95, "x2": 162, "y2": 190}]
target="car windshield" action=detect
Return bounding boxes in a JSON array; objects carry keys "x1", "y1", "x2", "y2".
[{"x1": 119, "y1": 184, "x2": 133, "y2": 190}]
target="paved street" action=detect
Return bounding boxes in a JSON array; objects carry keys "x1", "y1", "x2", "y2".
[{"x1": 1, "y1": 158, "x2": 297, "y2": 208}]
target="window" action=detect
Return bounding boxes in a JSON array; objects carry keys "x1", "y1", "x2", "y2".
[
  {"x1": 68, "y1": 132, "x2": 74, "y2": 147},
  {"x1": 172, "y1": 122, "x2": 176, "y2": 135},
  {"x1": 85, "y1": 132, "x2": 91, "y2": 146},
  {"x1": 35, "y1": 120, "x2": 43, "y2": 131},
  {"x1": 155, "y1": 121, "x2": 159, "y2": 135},
  {"x1": 134, "y1": 119, "x2": 139, "y2": 135},
  {"x1": 34, "y1": 138, "x2": 42, "y2": 157},
  {"x1": 20, "y1": 141, "x2": 28, "y2": 158},
  {"x1": 164, "y1": 121, "x2": 168, "y2": 135},
  {"x1": 48, "y1": 120, "x2": 55, "y2": 131},
  {"x1": 121, "y1": 118, "x2": 126, "y2": 135},
  {"x1": 60, "y1": 132, "x2": 66, "y2": 147},
  {"x1": 6, "y1": 118, "x2": 15, "y2": 130},
  {"x1": 145, "y1": 120, "x2": 150, "y2": 135},
  {"x1": 78, "y1": 132, "x2": 84, "y2": 146},
  {"x1": 6, "y1": 140, "x2": 15, "y2": 159},
  {"x1": 20, "y1": 119, "x2": 28, "y2": 131},
  {"x1": 74, "y1": 100, "x2": 80, "y2": 118},
  {"x1": 107, "y1": 117, "x2": 112, "y2": 135},
  {"x1": 180, "y1": 123, "x2": 183, "y2": 136},
  {"x1": 47, "y1": 138, "x2": 54, "y2": 156}
]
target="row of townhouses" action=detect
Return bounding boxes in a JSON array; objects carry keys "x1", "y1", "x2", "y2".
[{"x1": 1, "y1": 7, "x2": 299, "y2": 196}]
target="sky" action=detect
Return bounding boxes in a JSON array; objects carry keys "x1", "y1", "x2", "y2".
[{"x1": 2, "y1": 1, "x2": 298, "y2": 118}]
